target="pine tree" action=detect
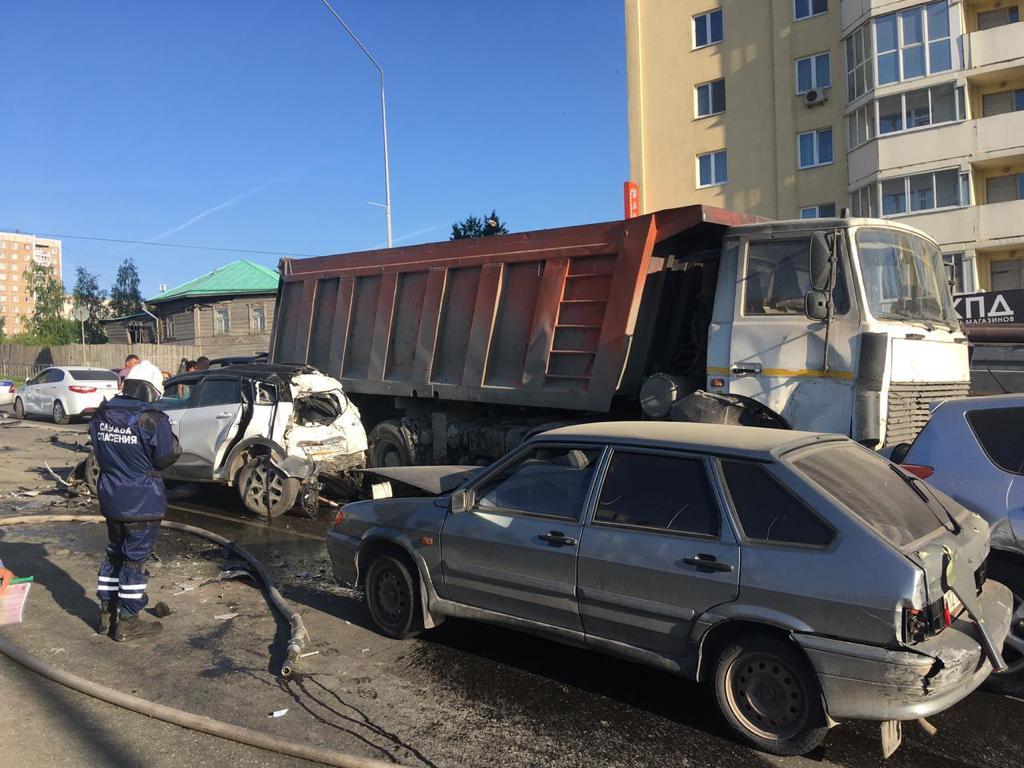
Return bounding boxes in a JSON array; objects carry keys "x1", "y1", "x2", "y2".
[
  {"x1": 450, "y1": 210, "x2": 509, "y2": 239},
  {"x1": 72, "y1": 266, "x2": 109, "y2": 343}
]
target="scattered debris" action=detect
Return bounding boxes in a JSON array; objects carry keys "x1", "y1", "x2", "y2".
[
  {"x1": 152, "y1": 601, "x2": 173, "y2": 618},
  {"x1": 299, "y1": 650, "x2": 320, "y2": 658},
  {"x1": 214, "y1": 612, "x2": 239, "y2": 621},
  {"x1": 268, "y1": 708, "x2": 289, "y2": 718}
]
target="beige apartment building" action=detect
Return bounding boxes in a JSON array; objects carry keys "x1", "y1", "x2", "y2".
[
  {"x1": 0, "y1": 232, "x2": 63, "y2": 335},
  {"x1": 627, "y1": 0, "x2": 1024, "y2": 294}
]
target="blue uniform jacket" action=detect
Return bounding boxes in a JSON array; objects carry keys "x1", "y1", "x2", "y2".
[{"x1": 89, "y1": 395, "x2": 181, "y2": 522}]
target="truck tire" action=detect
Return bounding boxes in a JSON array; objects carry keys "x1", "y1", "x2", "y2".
[
  {"x1": 367, "y1": 420, "x2": 416, "y2": 468},
  {"x1": 364, "y1": 553, "x2": 422, "y2": 639},
  {"x1": 712, "y1": 633, "x2": 828, "y2": 756},
  {"x1": 237, "y1": 457, "x2": 300, "y2": 518}
]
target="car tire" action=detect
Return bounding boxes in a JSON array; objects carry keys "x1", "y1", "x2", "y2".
[
  {"x1": 237, "y1": 456, "x2": 300, "y2": 518},
  {"x1": 84, "y1": 450, "x2": 101, "y2": 496},
  {"x1": 712, "y1": 634, "x2": 828, "y2": 756},
  {"x1": 13, "y1": 397, "x2": 25, "y2": 420},
  {"x1": 367, "y1": 420, "x2": 415, "y2": 468},
  {"x1": 53, "y1": 400, "x2": 70, "y2": 425},
  {"x1": 364, "y1": 554, "x2": 422, "y2": 640},
  {"x1": 985, "y1": 557, "x2": 1024, "y2": 686}
]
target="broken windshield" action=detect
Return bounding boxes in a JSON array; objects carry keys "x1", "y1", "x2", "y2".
[{"x1": 855, "y1": 227, "x2": 958, "y2": 327}]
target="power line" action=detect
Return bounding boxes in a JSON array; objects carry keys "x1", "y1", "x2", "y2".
[{"x1": 0, "y1": 229, "x2": 321, "y2": 258}]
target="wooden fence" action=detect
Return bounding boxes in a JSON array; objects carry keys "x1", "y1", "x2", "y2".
[{"x1": 0, "y1": 343, "x2": 196, "y2": 381}]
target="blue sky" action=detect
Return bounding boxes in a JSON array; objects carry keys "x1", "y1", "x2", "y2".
[{"x1": 0, "y1": 1, "x2": 627, "y2": 298}]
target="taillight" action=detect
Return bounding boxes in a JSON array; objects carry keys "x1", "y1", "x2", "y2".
[
  {"x1": 8, "y1": 386, "x2": 14, "y2": 394},
  {"x1": 901, "y1": 463, "x2": 934, "y2": 479},
  {"x1": 332, "y1": 508, "x2": 345, "y2": 526},
  {"x1": 903, "y1": 608, "x2": 929, "y2": 643},
  {"x1": 68, "y1": 385, "x2": 97, "y2": 394}
]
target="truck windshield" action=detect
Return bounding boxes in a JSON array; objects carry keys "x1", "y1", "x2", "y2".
[{"x1": 855, "y1": 228, "x2": 958, "y2": 327}]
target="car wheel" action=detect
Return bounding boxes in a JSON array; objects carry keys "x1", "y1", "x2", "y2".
[
  {"x1": 237, "y1": 456, "x2": 300, "y2": 518},
  {"x1": 13, "y1": 397, "x2": 25, "y2": 420},
  {"x1": 987, "y1": 558, "x2": 1024, "y2": 685},
  {"x1": 364, "y1": 554, "x2": 422, "y2": 639},
  {"x1": 53, "y1": 400, "x2": 70, "y2": 425},
  {"x1": 367, "y1": 420, "x2": 415, "y2": 468},
  {"x1": 84, "y1": 450, "x2": 101, "y2": 495},
  {"x1": 713, "y1": 634, "x2": 828, "y2": 756}
]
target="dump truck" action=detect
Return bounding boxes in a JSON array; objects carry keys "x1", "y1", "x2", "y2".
[{"x1": 270, "y1": 204, "x2": 970, "y2": 466}]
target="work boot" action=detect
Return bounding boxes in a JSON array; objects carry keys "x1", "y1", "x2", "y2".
[
  {"x1": 97, "y1": 600, "x2": 115, "y2": 635},
  {"x1": 114, "y1": 612, "x2": 163, "y2": 642}
]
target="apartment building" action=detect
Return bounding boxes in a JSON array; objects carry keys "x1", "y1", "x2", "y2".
[
  {"x1": 0, "y1": 232, "x2": 63, "y2": 335},
  {"x1": 626, "y1": 0, "x2": 1024, "y2": 293}
]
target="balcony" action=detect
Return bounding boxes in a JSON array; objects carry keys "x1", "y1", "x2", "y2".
[
  {"x1": 900, "y1": 205, "x2": 979, "y2": 248},
  {"x1": 848, "y1": 111, "x2": 1024, "y2": 185},
  {"x1": 965, "y1": 22, "x2": 1024, "y2": 71},
  {"x1": 978, "y1": 199, "x2": 1024, "y2": 246}
]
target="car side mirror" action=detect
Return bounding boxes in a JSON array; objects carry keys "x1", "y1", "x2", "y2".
[
  {"x1": 804, "y1": 289, "x2": 828, "y2": 321},
  {"x1": 449, "y1": 489, "x2": 475, "y2": 514},
  {"x1": 809, "y1": 232, "x2": 832, "y2": 291},
  {"x1": 889, "y1": 442, "x2": 912, "y2": 465}
]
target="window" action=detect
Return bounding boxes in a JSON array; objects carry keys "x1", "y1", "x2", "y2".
[
  {"x1": 743, "y1": 238, "x2": 849, "y2": 315},
  {"x1": 695, "y1": 79, "x2": 726, "y2": 117},
  {"x1": 878, "y1": 168, "x2": 963, "y2": 215},
  {"x1": 943, "y1": 252, "x2": 971, "y2": 294},
  {"x1": 45, "y1": 369, "x2": 65, "y2": 383},
  {"x1": 967, "y1": 408, "x2": 1024, "y2": 475},
  {"x1": 213, "y1": 306, "x2": 230, "y2": 335},
  {"x1": 992, "y1": 258, "x2": 1024, "y2": 291},
  {"x1": 792, "y1": 444, "x2": 947, "y2": 547},
  {"x1": 796, "y1": 52, "x2": 831, "y2": 94},
  {"x1": 845, "y1": 24, "x2": 873, "y2": 102},
  {"x1": 157, "y1": 379, "x2": 198, "y2": 409},
  {"x1": 986, "y1": 173, "x2": 1024, "y2": 204},
  {"x1": 877, "y1": 83, "x2": 960, "y2": 136},
  {"x1": 795, "y1": 0, "x2": 827, "y2": 20},
  {"x1": 697, "y1": 150, "x2": 728, "y2": 187},
  {"x1": 799, "y1": 203, "x2": 837, "y2": 218},
  {"x1": 594, "y1": 452, "x2": 720, "y2": 536},
  {"x1": 475, "y1": 446, "x2": 600, "y2": 520},
  {"x1": 977, "y1": 6, "x2": 1020, "y2": 30},
  {"x1": 196, "y1": 378, "x2": 242, "y2": 407},
  {"x1": 68, "y1": 369, "x2": 118, "y2": 381},
  {"x1": 694, "y1": 8, "x2": 723, "y2": 48},
  {"x1": 982, "y1": 89, "x2": 1024, "y2": 116},
  {"x1": 798, "y1": 127, "x2": 833, "y2": 168},
  {"x1": 721, "y1": 461, "x2": 833, "y2": 546},
  {"x1": 249, "y1": 304, "x2": 266, "y2": 333}
]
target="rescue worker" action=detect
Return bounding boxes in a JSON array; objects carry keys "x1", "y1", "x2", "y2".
[{"x1": 90, "y1": 360, "x2": 181, "y2": 641}]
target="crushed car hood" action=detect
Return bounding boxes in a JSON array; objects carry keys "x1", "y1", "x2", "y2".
[{"x1": 361, "y1": 465, "x2": 481, "y2": 496}]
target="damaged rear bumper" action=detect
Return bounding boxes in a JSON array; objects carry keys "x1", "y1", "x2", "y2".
[{"x1": 793, "y1": 579, "x2": 1013, "y2": 721}]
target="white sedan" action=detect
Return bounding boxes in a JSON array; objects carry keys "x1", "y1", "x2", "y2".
[
  {"x1": 14, "y1": 366, "x2": 120, "y2": 424},
  {"x1": 0, "y1": 380, "x2": 15, "y2": 408}
]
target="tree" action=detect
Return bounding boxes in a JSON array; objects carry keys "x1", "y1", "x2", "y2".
[
  {"x1": 72, "y1": 266, "x2": 109, "y2": 343},
  {"x1": 450, "y1": 209, "x2": 509, "y2": 239},
  {"x1": 23, "y1": 262, "x2": 77, "y2": 346},
  {"x1": 109, "y1": 257, "x2": 144, "y2": 317}
]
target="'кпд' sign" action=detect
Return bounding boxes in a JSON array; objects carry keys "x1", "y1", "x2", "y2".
[{"x1": 954, "y1": 289, "x2": 1024, "y2": 326}]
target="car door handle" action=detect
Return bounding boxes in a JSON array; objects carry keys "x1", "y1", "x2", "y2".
[
  {"x1": 216, "y1": 411, "x2": 234, "y2": 419},
  {"x1": 731, "y1": 363, "x2": 762, "y2": 375},
  {"x1": 538, "y1": 531, "x2": 577, "y2": 547},
  {"x1": 683, "y1": 554, "x2": 734, "y2": 573}
]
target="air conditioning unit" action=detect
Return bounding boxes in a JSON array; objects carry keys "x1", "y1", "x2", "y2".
[{"x1": 805, "y1": 88, "x2": 828, "y2": 107}]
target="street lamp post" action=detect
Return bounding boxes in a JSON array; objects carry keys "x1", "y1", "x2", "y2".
[{"x1": 319, "y1": 0, "x2": 393, "y2": 248}]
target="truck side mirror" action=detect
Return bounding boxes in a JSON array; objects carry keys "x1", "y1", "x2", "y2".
[
  {"x1": 449, "y1": 488, "x2": 475, "y2": 513},
  {"x1": 805, "y1": 290, "x2": 828, "y2": 321},
  {"x1": 809, "y1": 232, "x2": 832, "y2": 291}
]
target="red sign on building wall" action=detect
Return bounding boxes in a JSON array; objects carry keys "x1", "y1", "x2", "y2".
[{"x1": 623, "y1": 181, "x2": 640, "y2": 219}]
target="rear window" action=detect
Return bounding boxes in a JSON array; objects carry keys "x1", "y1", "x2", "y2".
[
  {"x1": 68, "y1": 369, "x2": 119, "y2": 381},
  {"x1": 966, "y1": 407, "x2": 1024, "y2": 476},
  {"x1": 792, "y1": 444, "x2": 944, "y2": 547},
  {"x1": 721, "y1": 461, "x2": 833, "y2": 547}
]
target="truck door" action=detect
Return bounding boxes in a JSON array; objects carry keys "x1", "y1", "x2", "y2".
[{"x1": 722, "y1": 235, "x2": 857, "y2": 434}]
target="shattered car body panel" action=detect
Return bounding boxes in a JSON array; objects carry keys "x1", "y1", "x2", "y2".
[{"x1": 327, "y1": 421, "x2": 1012, "y2": 751}]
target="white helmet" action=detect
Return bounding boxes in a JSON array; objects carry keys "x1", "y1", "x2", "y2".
[{"x1": 124, "y1": 360, "x2": 165, "y2": 400}]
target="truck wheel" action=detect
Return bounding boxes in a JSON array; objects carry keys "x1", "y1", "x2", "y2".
[
  {"x1": 237, "y1": 457, "x2": 300, "y2": 518},
  {"x1": 364, "y1": 554, "x2": 422, "y2": 639},
  {"x1": 712, "y1": 634, "x2": 828, "y2": 756},
  {"x1": 84, "y1": 451, "x2": 101, "y2": 495},
  {"x1": 53, "y1": 400, "x2": 70, "y2": 425},
  {"x1": 367, "y1": 420, "x2": 415, "y2": 467},
  {"x1": 13, "y1": 397, "x2": 25, "y2": 420},
  {"x1": 986, "y1": 558, "x2": 1024, "y2": 687}
]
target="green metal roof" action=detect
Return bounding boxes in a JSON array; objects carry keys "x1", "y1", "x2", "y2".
[{"x1": 147, "y1": 260, "x2": 279, "y2": 303}]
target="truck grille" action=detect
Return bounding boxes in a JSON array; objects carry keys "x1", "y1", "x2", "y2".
[{"x1": 885, "y1": 381, "x2": 970, "y2": 445}]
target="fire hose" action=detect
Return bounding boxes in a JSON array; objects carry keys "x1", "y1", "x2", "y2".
[{"x1": 0, "y1": 513, "x2": 401, "y2": 768}]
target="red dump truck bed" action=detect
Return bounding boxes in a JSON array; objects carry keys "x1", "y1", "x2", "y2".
[{"x1": 271, "y1": 205, "x2": 756, "y2": 413}]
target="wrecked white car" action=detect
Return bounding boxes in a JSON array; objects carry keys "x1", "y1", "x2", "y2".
[{"x1": 84, "y1": 364, "x2": 367, "y2": 517}]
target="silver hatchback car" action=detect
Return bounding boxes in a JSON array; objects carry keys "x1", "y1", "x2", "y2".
[{"x1": 327, "y1": 423, "x2": 1011, "y2": 756}]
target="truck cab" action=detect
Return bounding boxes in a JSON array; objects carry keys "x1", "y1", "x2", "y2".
[{"x1": 707, "y1": 218, "x2": 969, "y2": 448}]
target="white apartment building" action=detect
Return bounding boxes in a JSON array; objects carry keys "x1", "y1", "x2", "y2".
[{"x1": 842, "y1": 0, "x2": 1024, "y2": 293}]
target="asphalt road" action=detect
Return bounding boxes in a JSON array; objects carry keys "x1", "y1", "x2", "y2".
[{"x1": 1, "y1": 413, "x2": 1022, "y2": 768}]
